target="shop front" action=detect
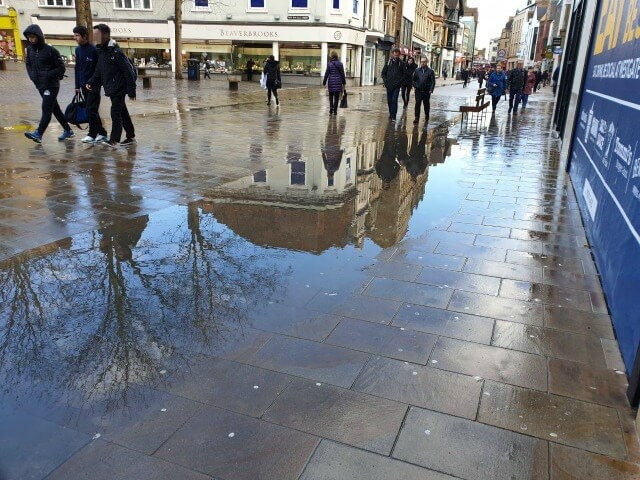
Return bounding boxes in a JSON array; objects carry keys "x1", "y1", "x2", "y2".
[{"x1": 0, "y1": 7, "x2": 23, "y2": 60}]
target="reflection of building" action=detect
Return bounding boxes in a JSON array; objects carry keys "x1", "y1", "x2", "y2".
[{"x1": 205, "y1": 127, "x2": 453, "y2": 254}]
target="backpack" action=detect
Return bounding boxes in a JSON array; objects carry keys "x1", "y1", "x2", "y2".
[{"x1": 113, "y1": 47, "x2": 138, "y2": 82}]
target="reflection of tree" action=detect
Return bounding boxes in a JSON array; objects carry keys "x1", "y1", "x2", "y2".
[{"x1": 0, "y1": 203, "x2": 286, "y2": 414}]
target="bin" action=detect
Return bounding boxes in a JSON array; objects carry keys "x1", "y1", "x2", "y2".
[{"x1": 187, "y1": 59, "x2": 200, "y2": 81}]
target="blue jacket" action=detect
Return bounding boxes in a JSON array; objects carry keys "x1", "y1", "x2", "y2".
[
  {"x1": 488, "y1": 71, "x2": 507, "y2": 97},
  {"x1": 75, "y1": 42, "x2": 99, "y2": 89}
]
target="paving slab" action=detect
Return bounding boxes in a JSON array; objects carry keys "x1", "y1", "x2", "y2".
[{"x1": 550, "y1": 443, "x2": 640, "y2": 480}]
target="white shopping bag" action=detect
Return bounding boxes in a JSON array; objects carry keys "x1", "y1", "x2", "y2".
[{"x1": 260, "y1": 72, "x2": 267, "y2": 89}]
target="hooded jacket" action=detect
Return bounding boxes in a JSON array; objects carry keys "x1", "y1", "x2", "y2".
[
  {"x1": 323, "y1": 59, "x2": 346, "y2": 93},
  {"x1": 263, "y1": 59, "x2": 281, "y2": 85},
  {"x1": 403, "y1": 61, "x2": 417, "y2": 87},
  {"x1": 88, "y1": 39, "x2": 136, "y2": 98},
  {"x1": 381, "y1": 58, "x2": 406, "y2": 90},
  {"x1": 24, "y1": 24, "x2": 66, "y2": 91}
]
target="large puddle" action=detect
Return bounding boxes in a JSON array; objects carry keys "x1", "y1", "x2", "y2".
[{"x1": 0, "y1": 122, "x2": 467, "y2": 419}]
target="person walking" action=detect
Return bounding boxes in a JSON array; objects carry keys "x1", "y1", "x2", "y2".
[
  {"x1": 552, "y1": 66, "x2": 560, "y2": 96},
  {"x1": 521, "y1": 66, "x2": 536, "y2": 110},
  {"x1": 488, "y1": 64, "x2": 507, "y2": 113},
  {"x1": 461, "y1": 68, "x2": 469, "y2": 88},
  {"x1": 412, "y1": 57, "x2": 435, "y2": 125},
  {"x1": 263, "y1": 55, "x2": 281, "y2": 106},
  {"x1": 442, "y1": 67, "x2": 448, "y2": 81},
  {"x1": 73, "y1": 25, "x2": 108, "y2": 144},
  {"x1": 478, "y1": 69, "x2": 486, "y2": 88},
  {"x1": 541, "y1": 69, "x2": 549, "y2": 87},
  {"x1": 203, "y1": 58, "x2": 212, "y2": 79},
  {"x1": 381, "y1": 48, "x2": 406, "y2": 122},
  {"x1": 246, "y1": 58, "x2": 255, "y2": 81},
  {"x1": 86, "y1": 23, "x2": 136, "y2": 148},
  {"x1": 507, "y1": 61, "x2": 526, "y2": 115},
  {"x1": 322, "y1": 51, "x2": 346, "y2": 115},
  {"x1": 534, "y1": 68, "x2": 542, "y2": 92},
  {"x1": 401, "y1": 57, "x2": 417, "y2": 109},
  {"x1": 23, "y1": 25, "x2": 75, "y2": 143}
]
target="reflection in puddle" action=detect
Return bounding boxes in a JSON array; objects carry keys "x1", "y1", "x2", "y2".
[{"x1": 0, "y1": 124, "x2": 457, "y2": 422}]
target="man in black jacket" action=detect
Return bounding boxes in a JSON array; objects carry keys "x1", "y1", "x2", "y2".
[
  {"x1": 507, "y1": 60, "x2": 526, "y2": 115},
  {"x1": 412, "y1": 57, "x2": 436, "y2": 125},
  {"x1": 86, "y1": 23, "x2": 136, "y2": 148},
  {"x1": 381, "y1": 48, "x2": 406, "y2": 122},
  {"x1": 23, "y1": 24, "x2": 75, "y2": 143}
]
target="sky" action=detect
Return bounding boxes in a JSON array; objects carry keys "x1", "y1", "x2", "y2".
[{"x1": 468, "y1": 0, "x2": 529, "y2": 51}]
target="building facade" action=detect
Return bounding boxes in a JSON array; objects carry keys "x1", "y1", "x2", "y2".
[{"x1": 441, "y1": 0, "x2": 463, "y2": 77}]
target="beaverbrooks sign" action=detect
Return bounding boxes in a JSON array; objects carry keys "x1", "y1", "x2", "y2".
[{"x1": 219, "y1": 29, "x2": 278, "y2": 38}]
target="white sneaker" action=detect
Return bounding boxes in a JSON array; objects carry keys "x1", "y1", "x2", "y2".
[
  {"x1": 95, "y1": 134, "x2": 108, "y2": 142},
  {"x1": 81, "y1": 135, "x2": 96, "y2": 144}
]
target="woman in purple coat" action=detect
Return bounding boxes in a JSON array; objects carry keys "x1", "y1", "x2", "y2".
[{"x1": 323, "y1": 51, "x2": 346, "y2": 115}]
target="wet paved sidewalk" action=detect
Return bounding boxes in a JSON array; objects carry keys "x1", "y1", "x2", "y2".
[{"x1": 1, "y1": 81, "x2": 640, "y2": 480}]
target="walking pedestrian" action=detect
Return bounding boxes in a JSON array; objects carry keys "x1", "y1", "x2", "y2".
[
  {"x1": 263, "y1": 55, "x2": 281, "y2": 106},
  {"x1": 401, "y1": 57, "x2": 417, "y2": 109},
  {"x1": 246, "y1": 58, "x2": 255, "y2": 81},
  {"x1": 521, "y1": 66, "x2": 536, "y2": 110},
  {"x1": 322, "y1": 51, "x2": 346, "y2": 115},
  {"x1": 73, "y1": 25, "x2": 108, "y2": 144},
  {"x1": 381, "y1": 48, "x2": 406, "y2": 122},
  {"x1": 203, "y1": 58, "x2": 212, "y2": 79},
  {"x1": 478, "y1": 69, "x2": 485, "y2": 89},
  {"x1": 488, "y1": 64, "x2": 507, "y2": 113},
  {"x1": 23, "y1": 25, "x2": 75, "y2": 143},
  {"x1": 462, "y1": 68, "x2": 469, "y2": 88},
  {"x1": 541, "y1": 69, "x2": 549, "y2": 87},
  {"x1": 86, "y1": 23, "x2": 136, "y2": 148},
  {"x1": 534, "y1": 68, "x2": 542, "y2": 92},
  {"x1": 442, "y1": 67, "x2": 448, "y2": 81},
  {"x1": 552, "y1": 66, "x2": 560, "y2": 96},
  {"x1": 412, "y1": 57, "x2": 435, "y2": 125},
  {"x1": 507, "y1": 60, "x2": 526, "y2": 115}
]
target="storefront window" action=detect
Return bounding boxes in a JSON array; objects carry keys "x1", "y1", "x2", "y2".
[{"x1": 280, "y1": 44, "x2": 321, "y2": 75}]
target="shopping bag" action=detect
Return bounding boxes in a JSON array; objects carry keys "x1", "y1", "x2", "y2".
[
  {"x1": 340, "y1": 89, "x2": 348, "y2": 108},
  {"x1": 260, "y1": 72, "x2": 267, "y2": 89},
  {"x1": 64, "y1": 92, "x2": 88, "y2": 128}
]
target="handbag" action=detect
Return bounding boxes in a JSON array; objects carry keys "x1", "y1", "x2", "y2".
[
  {"x1": 486, "y1": 83, "x2": 495, "y2": 94},
  {"x1": 259, "y1": 72, "x2": 267, "y2": 89},
  {"x1": 340, "y1": 89, "x2": 348, "y2": 108},
  {"x1": 64, "y1": 92, "x2": 88, "y2": 129}
]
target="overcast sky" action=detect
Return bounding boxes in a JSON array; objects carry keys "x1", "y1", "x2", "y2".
[{"x1": 468, "y1": 0, "x2": 529, "y2": 51}]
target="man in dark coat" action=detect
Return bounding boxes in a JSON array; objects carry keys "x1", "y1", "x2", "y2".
[
  {"x1": 246, "y1": 58, "x2": 255, "y2": 81},
  {"x1": 552, "y1": 66, "x2": 560, "y2": 95},
  {"x1": 73, "y1": 25, "x2": 108, "y2": 144},
  {"x1": 478, "y1": 69, "x2": 486, "y2": 88},
  {"x1": 263, "y1": 55, "x2": 281, "y2": 106},
  {"x1": 507, "y1": 60, "x2": 526, "y2": 115},
  {"x1": 87, "y1": 23, "x2": 137, "y2": 148},
  {"x1": 381, "y1": 48, "x2": 406, "y2": 122},
  {"x1": 412, "y1": 57, "x2": 436, "y2": 125},
  {"x1": 23, "y1": 24, "x2": 74, "y2": 143}
]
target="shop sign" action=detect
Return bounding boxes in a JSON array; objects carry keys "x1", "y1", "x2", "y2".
[
  {"x1": 553, "y1": 46, "x2": 563, "y2": 55},
  {"x1": 552, "y1": 36, "x2": 561, "y2": 47},
  {"x1": 219, "y1": 28, "x2": 279, "y2": 38},
  {"x1": 287, "y1": 15, "x2": 309, "y2": 20},
  {"x1": 497, "y1": 48, "x2": 506, "y2": 58}
]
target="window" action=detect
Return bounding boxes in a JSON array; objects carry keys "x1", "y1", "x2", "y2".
[
  {"x1": 192, "y1": 0, "x2": 212, "y2": 11},
  {"x1": 291, "y1": 0, "x2": 308, "y2": 8},
  {"x1": 352, "y1": 0, "x2": 358, "y2": 14},
  {"x1": 114, "y1": 0, "x2": 151, "y2": 10},
  {"x1": 38, "y1": 0, "x2": 74, "y2": 6},
  {"x1": 249, "y1": 0, "x2": 265, "y2": 8}
]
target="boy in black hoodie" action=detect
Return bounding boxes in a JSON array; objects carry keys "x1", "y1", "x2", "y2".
[{"x1": 23, "y1": 24, "x2": 75, "y2": 143}]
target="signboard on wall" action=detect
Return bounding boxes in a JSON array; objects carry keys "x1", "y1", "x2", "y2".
[{"x1": 569, "y1": 0, "x2": 640, "y2": 375}]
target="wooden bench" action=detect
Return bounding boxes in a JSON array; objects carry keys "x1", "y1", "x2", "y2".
[
  {"x1": 0, "y1": 59, "x2": 6, "y2": 71},
  {"x1": 459, "y1": 88, "x2": 490, "y2": 127},
  {"x1": 140, "y1": 75, "x2": 152, "y2": 89},
  {"x1": 227, "y1": 74, "x2": 241, "y2": 91}
]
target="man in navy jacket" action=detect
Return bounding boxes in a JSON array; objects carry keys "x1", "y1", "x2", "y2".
[
  {"x1": 23, "y1": 24, "x2": 74, "y2": 143},
  {"x1": 73, "y1": 25, "x2": 108, "y2": 144}
]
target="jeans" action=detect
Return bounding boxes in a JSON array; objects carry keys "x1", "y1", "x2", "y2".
[
  {"x1": 491, "y1": 95, "x2": 501, "y2": 111},
  {"x1": 109, "y1": 95, "x2": 135, "y2": 143},
  {"x1": 521, "y1": 94, "x2": 530, "y2": 108},
  {"x1": 509, "y1": 89, "x2": 523, "y2": 112},
  {"x1": 386, "y1": 86, "x2": 401, "y2": 119},
  {"x1": 329, "y1": 92, "x2": 340, "y2": 112},
  {"x1": 414, "y1": 90, "x2": 431, "y2": 120},
  {"x1": 82, "y1": 86, "x2": 107, "y2": 139},
  {"x1": 401, "y1": 85, "x2": 412, "y2": 106},
  {"x1": 37, "y1": 87, "x2": 71, "y2": 134}
]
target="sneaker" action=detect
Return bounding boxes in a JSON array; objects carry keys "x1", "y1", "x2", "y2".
[
  {"x1": 81, "y1": 135, "x2": 96, "y2": 144},
  {"x1": 95, "y1": 134, "x2": 108, "y2": 143},
  {"x1": 58, "y1": 130, "x2": 75, "y2": 141},
  {"x1": 120, "y1": 138, "x2": 136, "y2": 147},
  {"x1": 99, "y1": 138, "x2": 118, "y2": 148},
  {"x1": 24, "y1": 130, "x2": 42, "y2": 143}
]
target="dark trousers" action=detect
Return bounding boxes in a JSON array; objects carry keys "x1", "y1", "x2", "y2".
[
  {"x1": 37, "y1": 87, "x2": 71, "y2": 134},
  {"x1": 386, "y1": 86, "x2": 401, "y2": 119},
  {"x1": 204, "y1": 69, "x2": 211, "y2": 79},
  {"x1": 109, "y1": 95, "x2": 135, "y2": 143},
  {"x1": 82, "y1": 86, "x2": 107, "y2": 139},
  {"x1": 478, "y1": 78, "x2": 484, "y2": 88},
  {"x1": 491, "y1": 95, "x2": 501, "y2": 111},
  {"x1": 521, "y1": 94, "x2": 530, "y2": 108},
  {"x1": 247, "y1": 70, "x2": 253, "y2": 81},
  {"x1": 267, "y1": 81, "x2": 279, "y2": 103},
  {"x1": 414, "y1": 90, "x2": 431, "y2": 120},
  {"x1": 509, "y1": 89, "x2": 523, "y2": 112},
  {"x1": 401, "y1": 85, "x2": 412, "y2": 106},
  {"x1": 329, "y1": 91, "x2": 340, "y2": 112}
]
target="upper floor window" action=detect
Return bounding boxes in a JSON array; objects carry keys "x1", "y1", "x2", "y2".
[
  {"x1": 192, "y1": 0, "x2": 212, "y2": 11},
  {"x1": 331, "y1": 0, "x2": 339, "y2": 9},
  {"x1": 249, "y1": 0, "x2": 266, "y2": 8},
  {"x1": 353, "y1": 0, "x2": 358, "y2": 14},
  {"x1": 39, "y1": 0, "x2": 74, "y2": 7},
  {"x1": 114, "y1": 0, "x2": 152, "y2": 10},
  {"x1": 291, "y1": 0, "x2": 308, "y2": 8}
]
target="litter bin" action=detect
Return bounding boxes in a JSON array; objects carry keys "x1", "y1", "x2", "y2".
[{"x1": 187, "y1": 58, "x2": 200, "y2": 81}]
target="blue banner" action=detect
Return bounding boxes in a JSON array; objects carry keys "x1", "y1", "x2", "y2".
[{"x1": 570, "y1": 0, "x2": 640, "y2": 372}]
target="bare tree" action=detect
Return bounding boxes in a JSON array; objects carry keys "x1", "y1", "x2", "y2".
[{"x1": 75, "y1": 0, "x2": 93, "y2": 42}]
